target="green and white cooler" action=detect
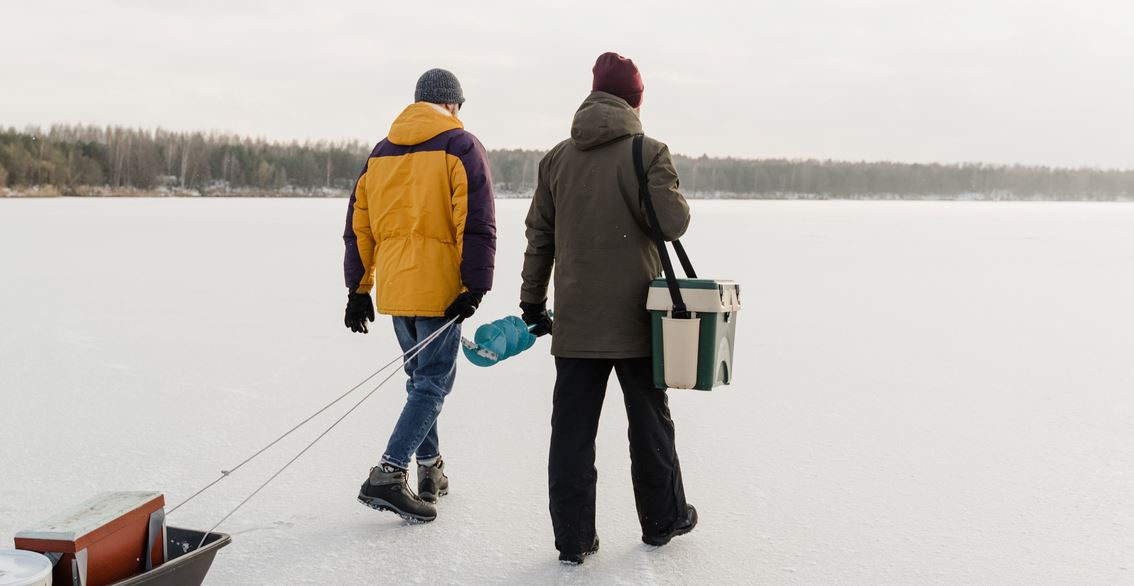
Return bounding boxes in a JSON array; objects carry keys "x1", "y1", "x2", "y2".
[
  {"x1": 631, "y1": 132, "x2": 741, "y2": 392},
  {"x1": 647, "y1": 279, "x2": 741, "y2": 390}
]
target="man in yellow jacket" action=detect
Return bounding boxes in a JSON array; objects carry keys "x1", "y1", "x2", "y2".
[{"x1": 343, "y1": 68, "x2": 496, "y2": 523}]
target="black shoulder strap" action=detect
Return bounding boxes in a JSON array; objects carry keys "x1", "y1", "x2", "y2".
[
  {"x1": 672, "y1": 236, "x2": 697, "y2": 279},
  {"x1": 633, "y1": 134, "x2": 693, "y2": 318}
]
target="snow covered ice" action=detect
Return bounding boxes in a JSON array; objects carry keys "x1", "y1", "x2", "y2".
[{"x1": 1, "y1": 198, "x2": 1132, "y2": 584}]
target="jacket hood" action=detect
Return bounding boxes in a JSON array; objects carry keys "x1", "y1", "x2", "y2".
[
  {"x1": 570, "y1": 91, "x2": 643, "y2": 151},
  {"x1": 388, "y1": 102, "x2": 464, "y2": 146}
]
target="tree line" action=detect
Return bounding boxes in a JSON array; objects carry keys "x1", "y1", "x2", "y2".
[
  {"x1": 2, "y1": 125, "x2": 1132, "y2": 200},
  {"x1": 0, "y1": 125, "x2": 363, "y2": 196}
]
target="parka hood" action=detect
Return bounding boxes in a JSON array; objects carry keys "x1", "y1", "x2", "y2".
[
  {"x1": 388, "y1": 102, "x2": 464, "y2": 146},
  {"x1": 570, "y1": 91, "x2": 643, "y2": 151}
]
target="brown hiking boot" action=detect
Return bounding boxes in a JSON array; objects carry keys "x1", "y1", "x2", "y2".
[
  {"x1": 358, "y1": 464, "x2": 437, "y2": 523},
  {"x1": 417, "y1": 458, "x2": 449, "y2": 504}
]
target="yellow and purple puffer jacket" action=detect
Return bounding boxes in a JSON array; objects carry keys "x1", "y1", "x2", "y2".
[{"x1": 343, "y1": 102, "x2": 496, "y2": 316}]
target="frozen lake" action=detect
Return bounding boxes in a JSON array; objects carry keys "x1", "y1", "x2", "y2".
[{"x1": 1, "y1": 198, "x2": 1132, "y2": 584}]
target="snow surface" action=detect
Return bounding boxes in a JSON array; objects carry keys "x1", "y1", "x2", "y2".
[{"x1": 1, "y1": 198, "x2": 1132, "y2": 584}]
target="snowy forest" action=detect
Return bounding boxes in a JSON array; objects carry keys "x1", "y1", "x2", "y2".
[{"x1": 2, "y1": 125, "x2": 1133, "y2": 200}]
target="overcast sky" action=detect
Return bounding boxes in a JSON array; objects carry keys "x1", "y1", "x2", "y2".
[{"x1": 3, "y1": 0, "x2": 1132, "y2": 168}]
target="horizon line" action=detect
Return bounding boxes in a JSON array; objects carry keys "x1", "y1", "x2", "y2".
[{"x1": 5, "y1": 122, "x2": 1134, "y2": 174}]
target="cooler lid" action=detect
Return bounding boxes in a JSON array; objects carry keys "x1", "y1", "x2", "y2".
[
  {"x1": 650, "y1": 278, "x2": 726, "y2": 290},
  {"x1": 647, "y1": 279, "x2": 741, "y2": 313},
  {"x1": 0, "y1": 549, "x2": 53, "y2": 586},
  {"x1": 15, "y1": 491, "x2": 164, "y2": 552}
]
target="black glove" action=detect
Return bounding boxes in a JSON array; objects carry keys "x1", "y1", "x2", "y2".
[
  {"x1": 344, "y1": 292, "x2": 375, "y2": 334},
  {"x1": 444, "y1": 289, "x2": 485, "y2": 324},
  {"x1": 520, "y1": 300, "x2": 553, "y2": 337}
]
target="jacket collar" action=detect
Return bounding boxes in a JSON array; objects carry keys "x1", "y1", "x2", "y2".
[{"x1": 388, "y1": 102, "x2": 464, "y2": 146}]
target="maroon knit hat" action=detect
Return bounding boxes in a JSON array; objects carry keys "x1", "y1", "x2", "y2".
[{"x1": 592, "y1": 52, "x2": 643, "y2": 108}]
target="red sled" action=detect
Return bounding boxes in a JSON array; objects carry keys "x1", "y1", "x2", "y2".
[{"x1": 14, "y1": 491, "x2": 229, "y2": 586}]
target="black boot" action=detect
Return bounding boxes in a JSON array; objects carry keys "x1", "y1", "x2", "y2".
[
  {"x1": 358, "y1": 464, "x2": 437, "y2": 523},
  {"x1": 558, "y1": 535, "x2": 600, "y2": 565},
  {"x1": 642, "y1": 504, "x2": 697, "y2": 546},
  {"x1": 417, "y1": 458, "x2": 449, "y2": 504}
]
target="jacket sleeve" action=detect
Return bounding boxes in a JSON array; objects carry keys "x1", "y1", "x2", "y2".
[
  {"x1": 451, "y1": 133, "x2": 497, "y2": 292},
  {"x1": 643, "y1": 142, "x2": 691, "y2": 242},
  {"x1": 520, "y1": 155, "x2": 555, "y2": 305},
  {"x1": 343, "y1": 159, "x2": 375, "y2": 293}
]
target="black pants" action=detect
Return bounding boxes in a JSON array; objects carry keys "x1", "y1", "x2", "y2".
[{"x1": 548, "y1": 356, "x2": 687, "y2": 554}]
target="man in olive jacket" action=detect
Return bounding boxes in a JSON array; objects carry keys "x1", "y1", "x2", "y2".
[{"x1": 520, "y1": 52, "x2": 697, "y2": 564}]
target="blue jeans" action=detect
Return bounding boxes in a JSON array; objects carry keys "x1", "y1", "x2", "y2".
[{"x1": 381, "y1": 316, "x2": 461, "y2": 469}]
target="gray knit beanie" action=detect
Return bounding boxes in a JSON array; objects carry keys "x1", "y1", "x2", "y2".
[{"x1": 414, "y1": 68, "x2": 465, "y2": 105}]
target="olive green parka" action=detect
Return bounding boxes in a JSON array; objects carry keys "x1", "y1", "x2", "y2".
[{"x1": 521, "y1": 91, "x2": 691, "y2": 358}]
